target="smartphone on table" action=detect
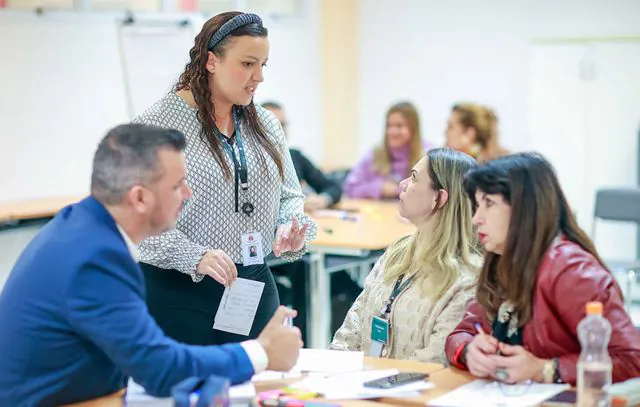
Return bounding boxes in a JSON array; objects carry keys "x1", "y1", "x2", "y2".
[
  {"x1": 542, "y1": 390, "x2": 577, "y2": 406},
  {"x1": 363, "y1": 372, "x2": 429, "y2": 389}
]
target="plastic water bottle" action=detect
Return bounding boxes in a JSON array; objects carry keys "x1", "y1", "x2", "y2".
[{"x1": 577, "y1": 301, "x2": 613, "y2": 407}]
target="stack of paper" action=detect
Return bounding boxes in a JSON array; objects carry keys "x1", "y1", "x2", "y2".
[
  {"x1": 429, "y1": 380, "x2": 570, "y2": 407},
  {"x1": 125, "y1": 379, "x2": 256, "y2": 407},
  {"x1": 251, "y1": 349, "x2": 364, "y2": 382},
  {"x1": 287, "y1": 369, "x2": 433, "y2": 400},
  {"x1": 252, "y1": 369, "x2": 302, "y2": 382},
  {"x1": 294, "y1": 349, "x2": 364, "y2": 373},
  {"x1": 125, "y1": 380, "x2": 171, "y2": 406}
]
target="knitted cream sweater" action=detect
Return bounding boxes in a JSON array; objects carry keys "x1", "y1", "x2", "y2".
[{"x1": 330, "y1": 254, "x2": 477, "y2": 364}]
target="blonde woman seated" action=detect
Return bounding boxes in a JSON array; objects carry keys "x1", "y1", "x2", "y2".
[
  {"x1": 330, "y1": 148, "x2": 481, "y2": 363},
  {"x1": 445, "y1": 102, "x2": 509, "y2": 163}
]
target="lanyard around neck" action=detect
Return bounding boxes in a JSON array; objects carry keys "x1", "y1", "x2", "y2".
[
  {"x1": 382, "y1": 274, "x2": 413, "y2": 316},
  {"x1": 216, "y1": 107, "x2": 250, "y2": 214}
]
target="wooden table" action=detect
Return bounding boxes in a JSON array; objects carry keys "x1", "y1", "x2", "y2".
[
  {"x1": 253, "y1": 357, "x2": 449, "y2": 407},
  {"x1": 379, "y1": 367, "x2": 474, "y2": 406},
  {"x1": 0, "y1": 195, "x2": 83, "y2": 223},
  {"x1": 253, "y1": 357, "x2": 472, "y2": 407},
  {"x1": 305, "y1": 199, "x2": 415, "y2": 348},
  {"x1": 311, "y1": 199, "x2": 415, "y2": 251}
]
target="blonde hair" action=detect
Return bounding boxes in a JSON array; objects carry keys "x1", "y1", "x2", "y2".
[
  {"x1": 383, "y1": 148, "x2": 482, "y2": 300},
  {"x1": 452, "y1": 103, "x2": 506, "y2": 163},
  {"x1": 373, "y1": 102, "x2": 423, "y2": 175}
]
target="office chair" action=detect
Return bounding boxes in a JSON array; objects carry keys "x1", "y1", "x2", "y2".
[{"x1": 592, "y1": 187, "x2": 640, "y2": 310}]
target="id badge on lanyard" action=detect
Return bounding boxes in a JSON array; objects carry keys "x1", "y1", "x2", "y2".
[
  {"x1": 218, "y1": 108, "x2": 264, "y2": 266},
  {"x1": 369, "y1": 315, "x2": 389, "y2": 357},
  {"x1": 369, "y1": 274, "x2": 413, "y2": 358}
]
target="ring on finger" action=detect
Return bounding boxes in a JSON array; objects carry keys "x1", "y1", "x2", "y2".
[{"x1": 494, "y1": 369, "x2": 509, "y2": 381}]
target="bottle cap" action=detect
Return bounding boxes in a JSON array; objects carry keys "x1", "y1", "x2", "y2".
[
  {"x1": 611, "y1": 395, "x2": 627, "y2": 407},
  {"x1": 586, "y1": 301, "x2": 603, "y2": 314}
]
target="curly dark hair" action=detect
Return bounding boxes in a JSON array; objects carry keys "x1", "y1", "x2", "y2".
[{"x1": 174, "y1": 11, "x2": 284, "y2": 181}]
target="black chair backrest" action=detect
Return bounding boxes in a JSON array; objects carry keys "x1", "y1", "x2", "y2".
[{"x1": 594, "y1": 188, "x2": 640, "y2": 224}]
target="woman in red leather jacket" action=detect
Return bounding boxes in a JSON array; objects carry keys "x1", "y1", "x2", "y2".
[{"x1": 445, "y1": 152, "x2": 640, "y2": 385}]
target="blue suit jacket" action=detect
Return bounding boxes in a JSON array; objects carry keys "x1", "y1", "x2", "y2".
[{"x1": 0, "y1": 196, "x2": 255, "y2": 406}]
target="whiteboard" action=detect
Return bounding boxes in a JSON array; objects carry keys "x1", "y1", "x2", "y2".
[
  {"x1": 0, "y1": 14, "x2": 201, "y2": 204},
  {"x1": 0, "y1": 15, "x2": 129, "y2": 203},
  {"x1": 0, "y1": 10, "x2": 322, "y2": 204},
  {"x1": 118, "y1": 20, "x2": 196, "y2": 118}
]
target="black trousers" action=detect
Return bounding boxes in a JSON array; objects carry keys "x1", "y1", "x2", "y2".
[
  {"x1": 140, "y1": 262, "x2": 280, "y2": 346},
  {"x1": 271, "y1": 260, "x2": 309, "y2": 343}
]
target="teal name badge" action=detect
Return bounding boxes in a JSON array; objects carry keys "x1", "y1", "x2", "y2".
[{"x1": 371, "y1": 316, "x2": 389, "y2": 344}]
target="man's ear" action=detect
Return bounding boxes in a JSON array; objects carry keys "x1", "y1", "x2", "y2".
[{"x1": 127, "y1": 185, "x2": 150, "y2": 215}]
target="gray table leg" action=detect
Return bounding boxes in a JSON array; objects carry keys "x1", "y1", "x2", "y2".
[{"x1": 308, "y1": 251, "x2": 330, "y2": 349}]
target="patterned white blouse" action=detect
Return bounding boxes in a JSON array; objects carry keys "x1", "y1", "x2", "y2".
[
  {"x1": 133, "y1": 93, "x2": 317, "y2": 282},
  {"x1": 330, "y1": 253, "x2": 477, "y2": 364}
]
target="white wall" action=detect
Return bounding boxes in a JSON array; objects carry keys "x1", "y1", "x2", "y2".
[
  {"x1": 357, "y1": 0, "x2": 640, "y2": 261},
  {"x1": 0, "y1": 0, "x2": 321, "y2": 204},
  {"x1": 252, "y1": 0, "x2": 321, "y2": 159},
  {"x1": 357, "y1": 0, "x2": 640, "y2": 152}
]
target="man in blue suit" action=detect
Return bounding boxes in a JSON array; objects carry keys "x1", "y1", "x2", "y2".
[{"x1": 0, "y1": 124, "x2": 302, "y2": 406}]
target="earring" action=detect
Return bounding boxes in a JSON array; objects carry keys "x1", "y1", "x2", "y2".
[{"x1": 468, "y1": 143, "x2": 481, "y2": 158}]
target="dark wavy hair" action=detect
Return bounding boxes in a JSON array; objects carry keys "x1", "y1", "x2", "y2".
[
  {"x1": 464, "y1": 152, "x2": 613, "y2": 325},
  {"x1": 174, "y1": 11, "x2": 284, "y2": 181}
]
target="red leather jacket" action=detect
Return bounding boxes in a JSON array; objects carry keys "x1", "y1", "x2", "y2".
[{"x1": 445, "y1": 236, "x2": 640, "y2": 385}]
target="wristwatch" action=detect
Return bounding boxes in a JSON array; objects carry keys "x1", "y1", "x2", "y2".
[
  {"x1": 542, "y1": 358, "x2": 559, "y2": 383},
  {"x1": 542, "y1": 359, "x2": 554, "y2": 383}
]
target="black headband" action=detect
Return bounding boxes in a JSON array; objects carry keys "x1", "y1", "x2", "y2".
[{"x1": 208, "y1": 13, "x2": 263, "y2": 51}]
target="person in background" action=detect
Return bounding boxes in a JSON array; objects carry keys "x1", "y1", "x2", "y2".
[
  {"x1": 132, "y1": 11, "x2": 316, "y2": 346},
  {"x1": 331, "y1": 148, "x2": 481, "y2": 364},
  {"x1": 262, "y1": 101, "x2": 342, "y2": 211},
  {"x1": 444, "y1": 102, "x2": 508, "y2": 163},
  {"x1": 261, "y1": 100, "x2": 344, "y2": 342},
  {"x1": 0, "y1": 124, "x2": 302, "y2": 406},
  {"x1": 446, "y1": 152, "x2": 640, "y2": 385},
  {"x1": 344, "y1": 101, "x2": 431, "y2": 200}
]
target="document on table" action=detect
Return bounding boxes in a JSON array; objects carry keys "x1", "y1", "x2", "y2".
[
  {"x1": 429, "y1": 380, "x2": 570, "y2": 407},
  {"x1": 252, "y1": 369, "x2": 303, "y2": 382},
  {"x1": 213, "y1": 278, "x2": 265, "y2": 336},
  {"x1": 251, "y1": 349, "x2": 362, "y2": 382},
  {"x1": 293, "y1": 349, "x2": 364, "y2": 373},
  {"x1": 288, "y1": 369, "x2": 433, "y2": 400}
]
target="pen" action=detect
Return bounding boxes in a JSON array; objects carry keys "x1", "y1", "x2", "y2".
[
  {"x1": 280, "y1": 317, "x2": 294, "y2": 379},
  {"x1": 339, "y1": 214, "x2": 358, "y2": 221},
  {"x1": 475, "y1": 323, "x2": 500, "y2": 353},
  {"x1": 476, "y1": 324, "x2": 508, "y2": 380}
]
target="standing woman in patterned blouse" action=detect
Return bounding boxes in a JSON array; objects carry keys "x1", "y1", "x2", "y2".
[{"x1": 133, "y1": 12, "x2": 317, "y2": 346}]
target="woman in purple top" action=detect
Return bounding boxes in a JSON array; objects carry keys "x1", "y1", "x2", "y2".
[{"x1": 344, "y1": 101, "x2": 431, "y2": 199}]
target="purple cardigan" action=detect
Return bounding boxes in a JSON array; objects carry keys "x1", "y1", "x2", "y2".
[{"x1": 344, "y1": 142, "x2": 432, "y2": 199}]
